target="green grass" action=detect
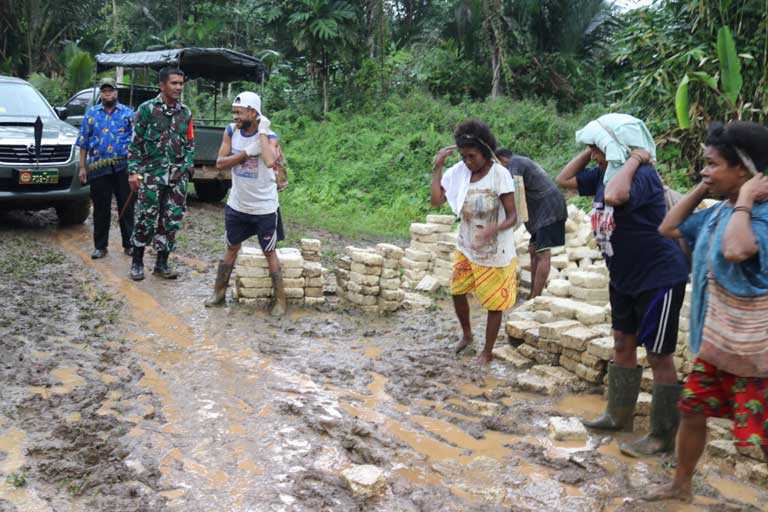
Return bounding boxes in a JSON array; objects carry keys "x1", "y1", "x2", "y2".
[{"x1": 273, "y1": 92, "x2": 605, "y2": 238}]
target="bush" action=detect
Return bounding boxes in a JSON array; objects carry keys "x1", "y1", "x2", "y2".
[
  {"x1": 26, "y1": 73, "x2": 68, "y2": 106},
  {"x1": 273, "y1": 91, "x2": 605, "y2": 238}
]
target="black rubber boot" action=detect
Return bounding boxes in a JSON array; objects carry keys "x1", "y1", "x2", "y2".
[
  {"x1": 270, "y1": 270, "x2": 287, "y2": 317},
  {"x1": 582, "y1": 363, "x2": 643, "y2": 432},
  {"x1": 620, "y1": 383, "x2": 682, "y2": 457},
  {"x1": 153, "y1": 251, "x2": 179, "y2": 279},
  {"x1": 204, "y1": 260, "x2": 234, "y2": 307},
  {"x1": 130, "y1": 246, "x2": 145, "y2": 281}
]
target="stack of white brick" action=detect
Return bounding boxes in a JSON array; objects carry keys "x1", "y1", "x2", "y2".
[
  {"x1": 234, "y1": 247, "x2": 306, "y2": 306},
  {"x1": 402, "y1": 215, "x2": 457, "y2": 289},
  {"x1": 300, "y1": 238, "x2": 325, "y2": 306},
  {"x1": 346, "y1": 248, "x2": 383, "y2": 313},
  {"x1": 300, "y1": 238, "x2": 322, "y2": 263},
  {"x1": 376, "y1": 243, "x2": 405, "y2": 312}
]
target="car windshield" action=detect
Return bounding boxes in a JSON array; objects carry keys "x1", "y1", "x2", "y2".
[{"x1": 0, "y1": 83, "x2": 55, "y2": 118}]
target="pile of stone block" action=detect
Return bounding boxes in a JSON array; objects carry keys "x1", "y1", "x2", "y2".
[
  {"x1": 300, "y1": 238, "x2": 322, "y2": 263},
  {"x1": 335, "y1": 244, "x2": 406, "y2": 313},
  {"x1": 234, "y1": 246, "x2": 306, "y2": 306},
  {"x1": 377, "y1": 243, "x2": 405, "y2": 312},
  {"x1": 300, "y1": 238, "x2": 326, "y2": 306},
  {"x1": 402, "y1": 215, "x2": 456, "y2": 290}
]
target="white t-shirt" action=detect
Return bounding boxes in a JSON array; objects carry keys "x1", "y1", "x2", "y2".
[
  {"x1": 442, "y1": 162, "x2": 517, "y2": 267},
  {"x1": 226, "y1": 124, "x2": 279, "y2": 215}
]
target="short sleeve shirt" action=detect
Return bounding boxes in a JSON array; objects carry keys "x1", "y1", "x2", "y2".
[
  {"x1": 225, "y1": 124, "x2": 280, "y2": 215},
  {"x1": 455, "y1": 163, "x2": 517, "y2": 267},
  {"x1": 506, "y1": 155, "x2": 566, "y2": 232},
  {"x1": 576, "y1": 164, "x2": 688, "y2": 294}
]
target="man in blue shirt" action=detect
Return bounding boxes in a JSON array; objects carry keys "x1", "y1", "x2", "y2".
[
  {"x1": 76, "y1": 78, "x2": 135, "y2": 259},
  {"x1": 557, "y1": 141, "x2": 689, "y2": 458}
]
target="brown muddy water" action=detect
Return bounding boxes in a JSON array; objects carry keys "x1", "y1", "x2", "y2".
[{"x1": 1, "y1": 204, "x2": 766, "y2": 511}]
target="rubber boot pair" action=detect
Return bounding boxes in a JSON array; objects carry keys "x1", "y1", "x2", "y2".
[
  {"x1": 620, "y1": 383, "x2": 681, "y2": 457},
  {"x1": 270, "y1": 270, "x2": 287, "y2": 317},
  {"x1": 582, "y1": 363, "x2": 643, "y2": 431},
  {"x1": 204, "y1": 260, "x2": 234, "y2": 307},
  {"x1": 130, "y1": 246, "x2": 145, "y2": 281},
  {"x1": 153, "y1": 251, "x2": 178, "y2": 279}
]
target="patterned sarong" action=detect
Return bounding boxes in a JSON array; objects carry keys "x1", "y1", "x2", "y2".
[{"x1": 451, "y1": 250, "x2": 517, "y2": 311}]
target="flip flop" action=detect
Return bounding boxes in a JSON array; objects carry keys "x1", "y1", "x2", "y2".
[{"x1": 454, "y1": 339, "x2": 472, "y2": 355}]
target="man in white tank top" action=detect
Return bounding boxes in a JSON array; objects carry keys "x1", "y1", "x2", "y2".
[{"x1": 204, "y1": 92, "x2": 287, "y2": 315}]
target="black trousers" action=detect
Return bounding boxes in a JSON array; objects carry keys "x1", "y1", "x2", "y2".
[{"x1": 89, "y1": 170, "x2": 134, "y2": 250}]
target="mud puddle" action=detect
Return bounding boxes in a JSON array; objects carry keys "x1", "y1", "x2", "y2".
[{"x1": 2, "y1": 205, "x2": 767, "y2": 511}]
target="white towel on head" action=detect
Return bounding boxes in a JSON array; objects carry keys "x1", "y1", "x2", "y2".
[{"x1": 575, "y1": 113, "x2": 656, "y2": 184}]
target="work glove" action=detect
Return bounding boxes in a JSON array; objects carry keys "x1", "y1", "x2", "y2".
[
  {"x1": 244, "y1": 140, "x2": 261, "y2": 157},
  {"x1": 257, "y1": 115, "x2": 271, "y2": 135}
]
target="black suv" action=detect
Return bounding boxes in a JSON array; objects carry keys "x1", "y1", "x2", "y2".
[{"x1": 0, "y1": 75, "x2": 89, "y2": 224}]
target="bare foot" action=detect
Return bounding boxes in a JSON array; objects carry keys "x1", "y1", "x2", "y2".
[
  {"x1": 477, "y1": 351, "x2": 493, "y2": 366},
  {"x1": 454, "y1": 336, "x2": 473, "y2": 354},
  {"x1": 644, "y1": 482, "x2": 693, "y2": 503}
]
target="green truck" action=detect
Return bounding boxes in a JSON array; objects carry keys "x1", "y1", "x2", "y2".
[{"x1": 62, "y1": 47, "x2": 267, "y2": 203}]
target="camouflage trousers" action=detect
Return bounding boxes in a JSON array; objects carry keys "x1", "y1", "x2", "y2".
[{"x1": 131, "y1": 174, "x2": 188, "y2": 252}]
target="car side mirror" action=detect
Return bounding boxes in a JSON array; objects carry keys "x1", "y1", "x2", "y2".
[{"x1": 55, "y1": 107, "x2": 69, "y2": 120}]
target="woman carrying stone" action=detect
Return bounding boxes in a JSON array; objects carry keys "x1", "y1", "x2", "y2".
[
  {"x1": 648, "y1": 121, "x2": 768, "y2": 503},
  {"x1": 431, "y1": 119, "x2": 518, "y2": 366},
  {"x1": 556, "y1": 113, "x2": 689, "y2": 457}
]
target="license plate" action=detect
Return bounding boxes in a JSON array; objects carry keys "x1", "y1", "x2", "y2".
[{"x1": 18, "y1": 169, "x2": 59, "y2": 185}]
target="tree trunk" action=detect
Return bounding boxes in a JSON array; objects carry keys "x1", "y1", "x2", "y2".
[
  {"x1": 322, "y1": 49, "x2": 329, "y2": 117},
  {"x1": 112, "y1": 0, "x2": 118, "y2": 47},
  {"x1": 490, "y1": 43, "x2": 501, "y2": 99}
]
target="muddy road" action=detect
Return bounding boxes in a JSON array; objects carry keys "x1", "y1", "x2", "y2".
[{"x1": 1, "y1": 203, "x2": 766, "y2": 511}]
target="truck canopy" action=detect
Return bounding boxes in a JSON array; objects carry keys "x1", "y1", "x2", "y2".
[{"x1": 95, "y1": 48, "x2": 267, "y2": 83}]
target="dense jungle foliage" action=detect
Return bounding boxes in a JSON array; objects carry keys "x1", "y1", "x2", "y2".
[{"x1": 1, "y1": 0, "x2": 766, "y2": 236}]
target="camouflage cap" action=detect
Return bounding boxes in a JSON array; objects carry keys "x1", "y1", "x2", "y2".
[{"x1": 99, "y1": 77, "x2": 117, "y2": 90}]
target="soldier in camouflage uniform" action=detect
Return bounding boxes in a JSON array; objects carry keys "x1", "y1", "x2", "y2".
[{"x1": 127, "y1": 67, "x2": 195, "y2": 281}]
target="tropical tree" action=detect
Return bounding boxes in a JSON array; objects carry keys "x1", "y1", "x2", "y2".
[{"x1": 280, "y1": 0, "x2": 359, "y2": 115}]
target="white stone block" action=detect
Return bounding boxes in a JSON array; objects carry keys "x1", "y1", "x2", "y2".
[
  {"x1": 342, "y1": 465, "x2": 386, "y2": 497},
  {"x1": 426, "y1": 214, "x2": 455, "y2": 225},
  {"x1": 300, "y1": 238, "x2": 321, "y2": 252},
  {"x1": 351, "y1": 251, "x2": 384, "y2": 266},
  {"x1": 547, "y1": 279, "x2": 571, "y2": 297},
  {"x1": 277, "y1": 248, "x2": 304, "y2": 268},
  {"x1": 570, "y1": 286, "x2": 609, "y2": 302},
  {"x1": 548, "y1": 416, "x2": 588, "y2": 441},
  {"x1": 410, "y1": 223, "x2": 438, "y2": 236},
  {"x1": 235, "y1": 266, "x2": 270, "y2": 278},
  {"x1": 587, "y1": 337, "x2": 614, "y2": 360},
  {"x1": 415, "y1": 275, "x2": 441, "y2": 292},
  {"x1": 303, "y1": 261, "x2": 323, "y2": 278},
  {"x1": 568, "y1": 271, "x2": 609, "y2": 289},
  {"x1": 405, "y1": 248, "x2": 432, "y2": 262},
  {"x1": 349, "y1": 272, "x2": 380, "y2": 286},
  {"x1": 401, "y1": 258, "x2": 431, "y2": 271},
  {"x1": 351, "y1": 262, "x2": 382, "y2": 276},
  {"x1": 376, "y1": 243, "x2": 405, "y2": 259}
]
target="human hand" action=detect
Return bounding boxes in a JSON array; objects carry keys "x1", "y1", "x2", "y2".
[
  {"x1": 78, "y1": 167, "x2": 87, "y2": 185},
  {"x1": 244, "y1": 140, "x2": 261, "y2": 157},
  {"x1": 128, "y1": 173, "x2": 141, "y2": 192},
  {"x1": 630, "y1": 149, "x2": 652, "y2": 164},
  {"x1": 257, "y1": 115, "x2": 271, "y2": 135},
  {"x1": 476, "y1": 224, "x2": 497, "y2": 244},
  {"x1": 741, "y1": 173, "x2": 768, "y2": 203},
  {"x1": 433, "y1": 145, "x2": 456, "y2": 169}
]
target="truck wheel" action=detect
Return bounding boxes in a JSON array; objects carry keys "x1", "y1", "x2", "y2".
[
  {"x1": 194, "y1": 181, "x2": 229, "y2": 203},
  {"x1": 56, "y1": 199, "x2": 91, "y2": 225}
]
